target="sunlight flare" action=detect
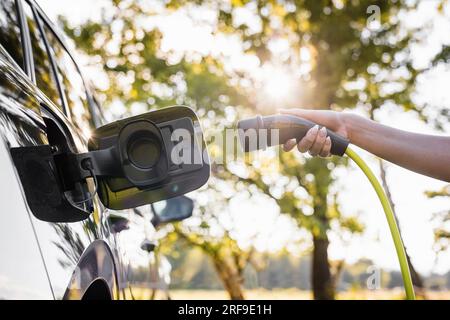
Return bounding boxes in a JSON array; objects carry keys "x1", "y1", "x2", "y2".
[{"x1": 259, "y1": 65, "x2": 296, "y2": 103}]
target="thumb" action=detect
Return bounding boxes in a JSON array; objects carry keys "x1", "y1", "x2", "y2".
[
  {"x1": 278, "y1": 108, "x2": 337, "y2": 131},
  {"x1": 278, "y1": 108, "x2": 316, "y2": 120}
]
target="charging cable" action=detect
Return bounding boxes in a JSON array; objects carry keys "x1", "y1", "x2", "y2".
[
  {"x1": 345, "y1": 147, "x2": 415, "y2": 300},
  {"x1": 74, "y1": 159, "x2": 99, "y2": 205},
  {"x1": 238, "y1": 114, "x2": 416, "y2": 300}
]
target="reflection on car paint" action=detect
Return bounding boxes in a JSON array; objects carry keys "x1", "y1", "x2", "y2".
[{"x1": 0, "y1": 36, "x2": 120, "y2": 299}]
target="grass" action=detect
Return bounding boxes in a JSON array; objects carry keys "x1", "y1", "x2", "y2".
[{"x1": 130, "y1": 287, "x2": 450, "y2": 300}]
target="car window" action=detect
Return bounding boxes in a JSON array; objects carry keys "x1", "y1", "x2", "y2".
[
  {"x1": 42, "y1": 24, "x2": 94, "y2": 135},
  {"x1": 90, "y1": 93, "x2": 106, "y2": 127},
  {"x1": 23, "y1": 3, "x2": 62, "y2": 111},
  {"x1": 0, "y1": 0, "x2": 23, "y2": 68}
]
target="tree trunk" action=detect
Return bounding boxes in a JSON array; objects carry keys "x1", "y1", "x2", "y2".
[
  {"x1": 312, "y1": 236, "x2": 335, "y2": 300},
  {"x1": 310, "y1": 162, "x2": 335, "y2": 300},
  {"x1": 212, "y1": 258, "x2": 245, "y2": 300},
  {"x1": 331, "y1": 260, "x2": 345, "y2": 295},
  {"x1": 378, "y1": 160, "x2": 427, "y2": 298}
]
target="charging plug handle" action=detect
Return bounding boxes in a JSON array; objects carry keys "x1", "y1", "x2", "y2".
[{"x1": 238, "y1": 115, "x2": 349, "y2": 156}]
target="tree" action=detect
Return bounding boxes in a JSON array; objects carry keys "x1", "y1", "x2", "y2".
[
  {"x1": 204, "y1": 0, "x2": 427, "y2": 299},
  {"x1": 218, "y1": 149, "x2": 363, "y2": 299},
  {"x1": 63, "y1": 0, "x2": 445, "y2": 299},
  {"x1": 427, "y1": 185, "x2": 450, "y2": 255},
  {"x1": 62, "y1": 1, "x2": 264, "y2": 299},
  {"x1": 157, "y1": 179, "x2": 268, "y2": 299}
]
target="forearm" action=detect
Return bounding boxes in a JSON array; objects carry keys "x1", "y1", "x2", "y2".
[{"x1": 343, "y1": 113, "x2": 450, "y2": 182}]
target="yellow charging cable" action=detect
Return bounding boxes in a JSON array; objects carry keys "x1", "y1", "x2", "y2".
[{"x1": 345, "y1": 147, "x2": 415, "y2": 300}]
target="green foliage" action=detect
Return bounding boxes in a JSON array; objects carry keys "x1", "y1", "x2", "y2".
[
  {"x1": 61, "y1": 2, "x2": 248, "y2": 113},
  {"x1": 63, "y1": 0, "x2": 445, "y2": 299},
  {"x1": 427, "y1": 185, "x2": 450, "y2": 253}
]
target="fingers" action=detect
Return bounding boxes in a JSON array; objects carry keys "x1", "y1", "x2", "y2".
[
  {"x1": 319, "y1": 137, "x2": 332, "y2": 157},
  {"x1": 283, "y1": 139, "x2": 297, "y2": 152},
  {"x1": 282, "y1": 125, "x2": 332, "y2": 158},
  {"x1": 297, "y1": 125, "x2": 319, "y2": 152},
  {"x1": 308, "y1": 127, "x2": 327, "y2": 156}
]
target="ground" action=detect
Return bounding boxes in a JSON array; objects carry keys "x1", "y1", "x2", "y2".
[{"x1": 130, "y1": 288, "x2": 450, "y2": 300}]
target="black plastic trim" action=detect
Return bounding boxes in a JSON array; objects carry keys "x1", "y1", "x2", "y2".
[{"x1": 15, "y1": 0, "x2": 35, "y2": 82}]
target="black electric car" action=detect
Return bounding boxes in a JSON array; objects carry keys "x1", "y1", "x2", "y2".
[{"x1": 0, "y1": 0, "x2": 209, "y2": 299}]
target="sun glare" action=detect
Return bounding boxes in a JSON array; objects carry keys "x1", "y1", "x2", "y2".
[
  {"x1": 259, "y1": 65, "x2": 296, "y2": 104},
  {"x1": 264, "y1": 70, "x2": 293, "y2": 101}
]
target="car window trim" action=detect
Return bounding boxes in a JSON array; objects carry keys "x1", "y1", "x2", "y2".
[
  {"x1": 30, "y1": 4, "x2": 72, "y2": 119},
  {"x1": 37, "y1": 13, "x2": 101, "y2": 128},
  {"x1": 26, "y1": 0, "x2": 76, "y2": 64},
  {"x1": 27, "y1": 0, "x2": 101, "y2": 128},
  {"x1": 15, "y1": 0, "x2": 35, "y2": 82},
  {"x1": 13, "y1": 0, "x2": 74, "y2": 131}
]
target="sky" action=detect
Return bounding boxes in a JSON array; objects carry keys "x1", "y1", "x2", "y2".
[{"x1": 36, "y1": 0, "x2": 450, "y2": 276}]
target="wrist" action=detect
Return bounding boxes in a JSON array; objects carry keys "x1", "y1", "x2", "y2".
[{"x1": 341, "y1": 113, "x2": 359, "y2": 142}]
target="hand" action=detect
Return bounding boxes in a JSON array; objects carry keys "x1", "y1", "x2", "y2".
[{"x1": 279, "y1": 108, "x2": 349, "y2": 157}]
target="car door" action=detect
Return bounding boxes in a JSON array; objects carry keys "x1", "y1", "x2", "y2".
[
  {"x1": 3, "y1": 0, "x2": 123, "y2": 299},
  {"x1": 117, "y1": 206, "x2": 157, "y2": 299},
  {"x1": 0, "y1": 0, "x2": 54, "y2": 299},
  {"x1": 2, "y1": 0, "x2": 206, "y2": 300}
]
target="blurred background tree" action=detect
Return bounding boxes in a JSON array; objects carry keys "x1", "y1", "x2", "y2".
[
  {"x1": 60, "y1": 0, "x2": 450, "y2": 299},
  {"x1": 158, "y1": 180, "x2": 268, "y2": 299},
  {"x1": 428, "y1": 185, "x2": 450, "y2": 255},
  {"x1": 204, "y1": 0, "x2": 432, "y2": 299}
]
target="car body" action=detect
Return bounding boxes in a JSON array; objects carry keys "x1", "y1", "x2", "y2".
[{"x1": 0, "y1": 0, "x2": 173, "y2": 299}]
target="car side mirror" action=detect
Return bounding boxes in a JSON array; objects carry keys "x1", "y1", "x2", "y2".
[
  {"x1": 78, "y1": 106, "x2": 210, "y2": 210},
  {"x1": 151, "y1": 195, "x2": 194, "y2": 227}
]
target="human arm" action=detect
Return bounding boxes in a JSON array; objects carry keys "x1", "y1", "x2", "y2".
[{"x1": 280, "y1": 108, "x2": 450, "y2": 182}]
